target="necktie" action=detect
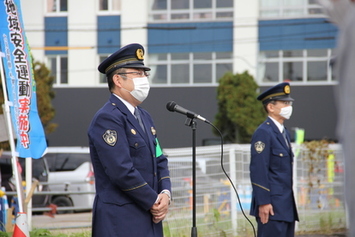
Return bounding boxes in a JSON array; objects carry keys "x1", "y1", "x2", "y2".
[
  {"x1": 282, "y1": 129, "x2": 289, "y2": 147},
  {"x1": 134, "y1": 107, "x2": 145, "y2": 132}
]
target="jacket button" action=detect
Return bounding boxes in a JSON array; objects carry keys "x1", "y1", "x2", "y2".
[
  {"x1": 154, "y1": 172, "x2": 157, "y2": 176},
  {"x1": 280, "y1": 153, "x2": 283, "y2": 157},
  {"x1": 135, "y1": 143, "x2": 138, "y2": 147}
]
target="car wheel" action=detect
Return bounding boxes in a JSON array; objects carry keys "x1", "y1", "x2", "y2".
[{"x1": 52, "y1": 196, "x2": 74, "y2": 214}]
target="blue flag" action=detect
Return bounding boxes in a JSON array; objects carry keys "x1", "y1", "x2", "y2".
[{"x1": 0, "y1": 0, "x2": 47, "y2": 158}]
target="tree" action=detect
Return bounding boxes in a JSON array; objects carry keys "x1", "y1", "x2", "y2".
[
  {"x1": 213, "y1": 71, "x2": 265, "y2": 143},
  {"x1": 0, "y1": 59, "x2": 57, "y2": 150}
]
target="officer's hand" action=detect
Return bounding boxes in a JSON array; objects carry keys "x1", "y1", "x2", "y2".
[
  {"x1": 150, "y1": 193, "x2": 170, "y2": 223},
  {"x1": 259, "y1": 204, "x2": 274, "y2": 224}
]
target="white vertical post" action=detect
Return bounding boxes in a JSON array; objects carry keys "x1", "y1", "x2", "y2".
[
  {"x1": 229, "y1": 147, "x2": 237, "y2": 234},
  {"x1": 25, "y1": 158, "x2": 32, "y2": 230},
  {"x1": 0, "y1": 55, "x2": 24, "y2": 213}
]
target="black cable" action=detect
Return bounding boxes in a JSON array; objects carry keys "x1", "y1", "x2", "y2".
[{"x1": 208, "y1": 122, "x2": 256, "y2": 237}]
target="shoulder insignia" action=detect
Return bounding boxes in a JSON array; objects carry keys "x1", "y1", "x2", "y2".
[
  {"x1": 254, "y1": 141, "x2": 265, "y2": 153},
  {"x1": 103, "y1": 130, "x2": 117, "y2": 146}
]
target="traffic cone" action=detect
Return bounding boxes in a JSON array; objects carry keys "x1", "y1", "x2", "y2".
[{"x1": 12, "y1": 212, "x2": 29, "y2": 237}]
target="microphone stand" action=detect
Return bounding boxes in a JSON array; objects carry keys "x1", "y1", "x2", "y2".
[{"x1": 185, "y1": 117, "x2": 198, "y2": 237}]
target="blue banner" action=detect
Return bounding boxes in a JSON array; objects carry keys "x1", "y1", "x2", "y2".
[{"x1": 0, "y1": 0, "x2": 47, "y2": 158}]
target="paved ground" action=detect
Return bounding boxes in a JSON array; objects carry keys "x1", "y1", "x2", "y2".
[
  {"x1": 31, "y1": 212, "x2": 348, "y2": 236},
  {"x1": 31, "y1": 212, "x2": 92, "y2": 234}
]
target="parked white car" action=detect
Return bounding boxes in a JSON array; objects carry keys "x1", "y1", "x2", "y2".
[{"x1": 44, "y1": 147, "x2": 95, "y2": 213}]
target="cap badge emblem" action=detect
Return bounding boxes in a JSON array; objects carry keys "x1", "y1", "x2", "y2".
[{"x1": 136, "y1": 49, "x2": 144, "y2": 60}]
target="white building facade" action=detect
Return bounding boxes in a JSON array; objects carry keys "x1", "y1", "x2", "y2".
[{"x1": 19, "y1": 0, "x2": 338, "y2": 148}]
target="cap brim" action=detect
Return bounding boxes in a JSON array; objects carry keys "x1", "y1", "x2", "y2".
[
  {"x1": 262, "y1": 95, "x2": 294, "y2": 104},
  {"x1": 121, "y1": 64, "x2": 151, "y2": 71}
]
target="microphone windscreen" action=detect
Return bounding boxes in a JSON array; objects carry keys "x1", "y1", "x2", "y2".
[{"x1": 166, "y1": 101, "x2": 177, "y2": 112}]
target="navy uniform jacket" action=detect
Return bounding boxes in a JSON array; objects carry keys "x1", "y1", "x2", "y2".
[
  {"x1": 249, "y1": 117, "x2": 298, "y2": 223},
  {"x1": 87, "y1": 94, "x2": 171, "y2": 237}
]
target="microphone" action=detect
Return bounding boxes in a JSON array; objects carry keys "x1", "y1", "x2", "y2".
[{"x1": 166, "y1": 101, "x2": 210, "y2": 124}]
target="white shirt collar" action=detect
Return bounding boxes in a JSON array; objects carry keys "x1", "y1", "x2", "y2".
[
  {"x1": 268, "y1": 116, "x2": 284, "y2": 133},
  {"x1": 112, "y1": 93, "x2": 135, "y2": 116}
]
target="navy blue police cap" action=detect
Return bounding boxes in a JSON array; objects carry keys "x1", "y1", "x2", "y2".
[
  {"x1": 98, "y1": 43, "x2": 151, "y2": 75},
  {"x1": 257, "y1": 82, "x2": 294, "y2": 104}
]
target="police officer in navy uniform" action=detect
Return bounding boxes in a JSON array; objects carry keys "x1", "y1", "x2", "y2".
[
  {"x1": 249, "y1": 82, "x2": 299, "y2": 237},
  {"x1": 88, "y1": 43, "x2": 171, "y2": 237}
]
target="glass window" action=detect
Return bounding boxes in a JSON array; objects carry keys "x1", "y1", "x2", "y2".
[
  {"x1": 216, "y1": 0, "x2": 233, "y2": 8},
  {"x1": 152, "y1": 0, "x2": 167, "y2": 10},
  {"x1": 149, "y1": 52, "x2": 232, "y2": 85},
  {"x1": 216, "y1": 12, "x2": 233, "y2": 18},
  {"x1": 283, "y1": 50, "x2": 303, "y2": 58},
  {"x1": 152, "y1": 65, "x2": 168, "y2": 84},
  {"x1": 264, "y1": 50, "x2": 279, "y2": 58},
  {"x1": 259, "y1": 49, "x2": 333, "y2": 84},
  {"x1": 171, "y1": 64, "x2": 189, "y2": 84},
  {"x1": 49, "y1": 57, "x2": 57, "y2": 81},
  {"x1": 307, "y1": 61, "x2": 327, "y2": 81},
  {"x1": 60, "y1": 57, "x2": 68, "y2": 84},
  {"x1": 260, "y1": 0, "x2": 323, "y2": 18},
  {"x1": 308, "y1": 49, "x2": 327, "y2": 57},
  {"x1": 283, "y1": 61, "x2": 302, "y2": 81},
  {"x1": 194, "y1": 52, "x2": 212, "y2": 60},
  {"x1": 99, "y1": 56, "x2": 108, "y2": 83},
  {"x1": 99, "y1": 0, "x2": 120, "y2": 11},
  {"x1": 171, "y1": 13, "x2": 189, "y2": 20},
  {"x1": 48, "y1": 55, "x2": 68, "y2": 85},
  {"x1": 100, "y1": 0, "x2": 108, "y2": 11},
  {"x1": 194, "y1": 0, "x2": 212, "y2": 9},
  {"x1": 171, "y1": 53, "x2": 189, "y2": 60},
  {"x1": 216, "y1": 63, "x2": 232, "y2": 81},
  {"x1": 150, "y1": 0, "x2": 233, "y2": 22},
  {"x1": 60, "y1": 0, "x2": 68, "y2": 11},
  {"x1": 193, "y1": 64, "x2": 212, "y2": 83},
  {"x1": 172, "y1": 0, "x2": 189, "y2": 9},
  {"x1": 47, "y1": 0, "x2": 67, "y2": 13},
  {"x1": 263, "y1": 62, "x2": 278, "y2": 82}
]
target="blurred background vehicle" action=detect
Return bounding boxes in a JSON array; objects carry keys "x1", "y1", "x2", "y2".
[
  {"x1": 44, "y1": 147, "x2": 95, "y2": 214},
  {"x1": 0, "y1": 151, "x2": 51, "y2": 213}
]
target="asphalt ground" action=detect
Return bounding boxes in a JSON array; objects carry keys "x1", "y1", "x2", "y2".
[{"x1": 31, "y1": 212, "x2": 348, "y2": 236}]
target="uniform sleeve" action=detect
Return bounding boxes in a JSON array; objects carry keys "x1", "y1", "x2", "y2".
[{"x1": 250, "y1": 128, "x2": 272, "y2": 206}]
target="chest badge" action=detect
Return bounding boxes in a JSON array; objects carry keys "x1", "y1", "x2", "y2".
[
  {"x1": 254, "y1": 141, "x2": 265, "y2": 154},
  {"x1": 103, "y1": 130, "x2": 117, "y2": 146}
]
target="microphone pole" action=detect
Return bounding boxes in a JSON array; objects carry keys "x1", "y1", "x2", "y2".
[
  {"x1": 167, "y1": 101, "x2": 208, "y2": 237},
  {"x1": 184, "y1": 117, "x2": 198, "y2": 237}
]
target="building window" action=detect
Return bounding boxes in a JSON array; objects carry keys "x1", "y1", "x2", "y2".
[
  {"x1": 149, "y1": 52, "x2": 233, "y2": 85},
  {"x1": 259, "y1": 0, "x2": 324, "y2": 18},
  {"x1": 258, "y1": 49, "x2": 334, "y2": 84},
  {"x1": 149, "y1": 0, "x2": 233, "y2": 22},
  {"x1": 48, "y1": 55, "x2": 68, "y2": 85},
  {"x1": 99, "y1": 55, "x2": 109, "y2": 84},
  {"x1": 47, "y1": 0, "x2": 68, "y2": 13},
  {"x1": 99, "y1": 0, "x2": 120, "y2": 12}
]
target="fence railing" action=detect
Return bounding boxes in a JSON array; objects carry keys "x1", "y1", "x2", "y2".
[
  {"x1": 5, "y1": 143, "x2": 346, "y2": 236},
  {"x1": 162, "y1": 143, "x2": 346, "y2": 236}
]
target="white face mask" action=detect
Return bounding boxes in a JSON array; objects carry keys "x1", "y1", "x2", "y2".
[
  {"x1": 123, "y1": 77, "x2": 150, "y2": 102},
  {"x1": 279, "y1": 106, "x2": 293, "y2": 120}
]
